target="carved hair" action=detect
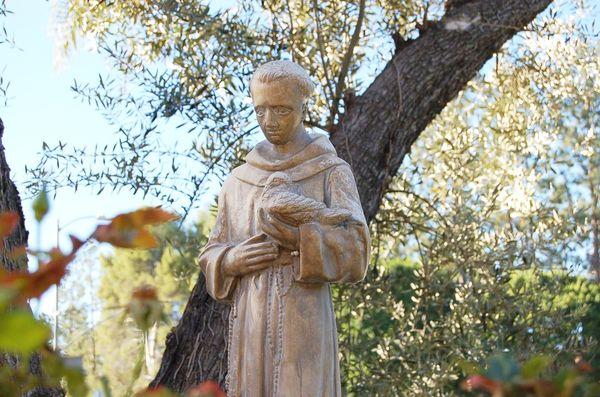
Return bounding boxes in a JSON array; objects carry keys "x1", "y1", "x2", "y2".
[{"x1": 250, "y1": 60, "x2": 315, "y2": 100}]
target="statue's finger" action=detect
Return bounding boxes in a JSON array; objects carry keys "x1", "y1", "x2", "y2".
[
  {"x1": 246, "y1": 253, "x2": 279, "y2": 266},
  {"x1": 259, "y1": 216, "x2": 281, "y2": 236},
  {"x1": 244, "y1": 232, "x2": 268, "y2": 244},
  {"x1": 246, "y1": 241, "x2": 278, "y2": 250},
  {"x1": 246, "y1": 246, "x2": 279, "y2": 257}
]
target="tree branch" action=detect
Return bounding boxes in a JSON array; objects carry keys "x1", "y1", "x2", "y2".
[
  {"x1": 330, "y1": 0, "x2": 554, "y2": 222},
  {"x1": 311, "y1": 0, "x2": 337, "y2": 107},
  {"x1": 328, "y1": 0, "x2": 366, "y2": 129}
]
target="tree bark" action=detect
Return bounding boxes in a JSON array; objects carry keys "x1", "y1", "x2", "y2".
[
  {"x1": 0, "y1": 118, "x2": 29, "y2": 272},
  {"x1": 150, "y1": 276, "x2": 229, "y2": 391},
  {"x1": 0, "y1": 118, "x2": 64, "y2": 396},
  {"x1": 151, "y1": 0, "x2": 553, "y2": 391}
]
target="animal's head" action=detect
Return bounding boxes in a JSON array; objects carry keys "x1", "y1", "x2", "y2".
[{"x1": 265, "y1": 172, "x2": 293, "y2": 189}]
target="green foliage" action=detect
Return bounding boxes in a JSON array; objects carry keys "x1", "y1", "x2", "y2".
[
  {"x1": 32, "y1": 185, "x2": 49, "y2": 222},
  {"x1": 59, "y1": 215, "x2": 212, "y2": 395},
  {"x1": 42, "y1": 352, "x2": 89, "y2": 396},
  {"x1": 462, "y1": 353, "x2": 600, "y2": 397},
  {"x1": 0, "y1": 310, "x2": 51, "y2": 354},
  {"x1": 334, "y1": 257, "x2": 600, "y2": 395},
  {"x1": 332, "y1": 10, "x2": 600, "y2": 396}
]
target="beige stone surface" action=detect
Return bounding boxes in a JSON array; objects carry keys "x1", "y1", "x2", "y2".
[{"x1": 197, "y1": 60, "x2": 370, "y2": 397}]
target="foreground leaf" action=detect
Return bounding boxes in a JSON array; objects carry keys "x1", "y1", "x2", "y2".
[
  {"x1": 127, "y1": 285, "x2": 163, "y2": 332},
  {"x1": 41, "y1": 350, "x2": 89, "y2": 397},
  {"x1": 32, "y1": 188, "x2": 50, "y2": 222},
  {"x1": 521, "y1": 355, "x2": 552, "y2": 379},
  {"x1": 187, "y1": 381, "x2": 227, "y2": 397},
  {"x1": 0, "y1": 211, "x2": 19, "y2": 242},
  {"x1": 93, "y1": 207, "x2": 178, "y2": 248},
  {"x1": 0, "y1": 310, "x2": 50, "y2": 353},
  {"x1": 0, "y1": 249, "x2": 75, "y2": 303},
  {"x1": 135, "y1": 386, "x2": 179, "y2": 397}
]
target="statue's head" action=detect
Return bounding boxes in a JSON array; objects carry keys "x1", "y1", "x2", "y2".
[{"x1": 250, "y1": 60, "x2": 314, "y2": 145}]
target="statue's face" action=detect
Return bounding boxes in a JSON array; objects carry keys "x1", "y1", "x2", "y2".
[{"x1": 251, "y1": 79, "x2": 305, "y2": 145}]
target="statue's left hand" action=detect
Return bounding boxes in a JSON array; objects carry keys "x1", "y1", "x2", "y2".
[{"x1": 258, "y1": 207, "x2": 300, "y2": 251}]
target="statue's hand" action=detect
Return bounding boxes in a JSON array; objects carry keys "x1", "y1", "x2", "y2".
[
  {"x1": 222, "y1": 233, "x2": 280, "y2": 277},
  {"x1": 258, "y1": 207, "x2": 300, "y2": 251}
]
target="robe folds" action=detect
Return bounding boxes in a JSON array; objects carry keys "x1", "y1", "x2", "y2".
[{"x1": 197, "y1": 133, "x2": 371, "y2": 397}]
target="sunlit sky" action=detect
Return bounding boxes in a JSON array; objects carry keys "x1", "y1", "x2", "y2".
[{"x1": 0, "y1": 0, "x2": 598, "y2": 319}]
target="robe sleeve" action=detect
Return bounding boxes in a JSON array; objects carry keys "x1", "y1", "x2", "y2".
[
  {"x1": 294, "y1": 164, "x2": 371, "y2": 283},
  {"x1": 197, "y1": 179, "x2": 237, "y2": 302}
]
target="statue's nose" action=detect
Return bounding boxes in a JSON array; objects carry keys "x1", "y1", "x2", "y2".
[{"x1": 265, "y1": 109, "x2": 279, "y2": 129}]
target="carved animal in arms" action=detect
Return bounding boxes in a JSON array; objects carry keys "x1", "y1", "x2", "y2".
[{"x1": 261, "y1": 172, "x2": 352, "y2": 227}]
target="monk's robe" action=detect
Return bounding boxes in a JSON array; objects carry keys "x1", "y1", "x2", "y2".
[{"x1": 198, "y1": 133, "x2": 370, "y2": 397}]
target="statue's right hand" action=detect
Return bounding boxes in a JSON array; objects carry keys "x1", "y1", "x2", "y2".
[{"x1": 222, "y1": 233, "x2": 280, "y2": 277}]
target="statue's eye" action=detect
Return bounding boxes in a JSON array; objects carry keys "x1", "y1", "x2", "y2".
[
  {"x1": 275, "y1": 107, "x2": 291, "y2": 115},
  {"x1": 255, "y1": 107, "x2": 265, "y2": 117}
]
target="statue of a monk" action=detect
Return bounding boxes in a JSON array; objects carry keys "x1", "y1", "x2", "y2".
[{"x1": 198, "y1": 60, "x2": 371, "y2": 397}]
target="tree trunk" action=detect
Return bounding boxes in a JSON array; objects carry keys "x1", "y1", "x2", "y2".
[
  {"x1": 0, "y1": 118, "x2": 64, "y2": 396},
  {"x1": 150, "y1": 0, "x2": 553, "y2": 391},
  {"x1": 150, "y1": 277, "x2": 229, "y2": 390},
  {"x1": 0, "y1": 118, "x2": 29, "y2": 271}
]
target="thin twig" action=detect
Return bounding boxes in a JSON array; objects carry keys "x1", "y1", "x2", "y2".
[
  {"x1": 312, "y1": 0, "x2": 336, "y2": 104},
  {"x1": 329, "y1": 0, "x2": 366, "y2": 129}
]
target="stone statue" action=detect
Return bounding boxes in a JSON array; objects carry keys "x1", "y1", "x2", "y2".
[{"x1": 198, "y1": 60, "x2": 371, "y2": 397}]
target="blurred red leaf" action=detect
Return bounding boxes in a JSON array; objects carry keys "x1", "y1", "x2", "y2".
[
  {"x1": 93, "y1": 208, "x2": 178, "y2": 249},
  {"x1": 0, "y1": 212, "x2": 19, "y2": 248},
  {"x1": 574, "y1": 356, "x2": 593, "y2": 373},
  {"x1": 134, "y1": 386, "x2": 178, "y2": 397},
  {"x1": 519, "y1": 379, "x2": 556, "y2": 396},
  {"x1": 132, "y1": 285, "x2": 158, "y2": 301},
  {"x1": 94, "y1": 225, "x2": 157, "y2": 248},
  {"x1": 127, "y1": 285, "x2": 163, "y2": 332},
  {"x1": 186, "y1": 381, "x2": 226, "y2": 397},
  {"x1": 69, "y1": 235, "x2": 85, "y2": 251},
  {"x1": 0, "y1": 249, "x2": 75, "y2": 303},
  {"x1": 7, "y1": 245, "x2": 27, "y2": 261},
  {"x1": 111, "y1": 207, "x2": 179, "y2": 228},
  {"x1": 462, "y1": 375, "x2": 503, "y2": 396}
]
